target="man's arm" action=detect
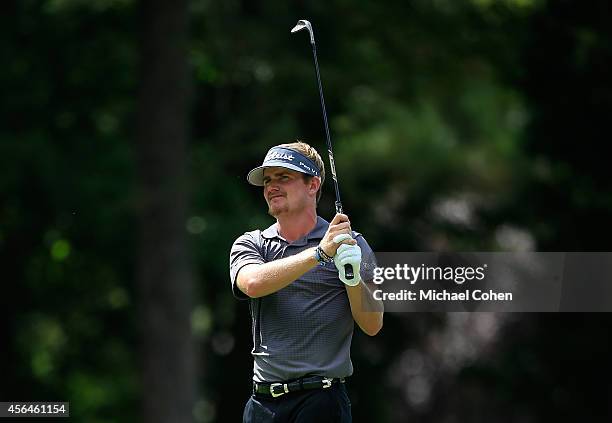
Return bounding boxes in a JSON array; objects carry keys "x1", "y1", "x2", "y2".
[
  {"x1": 236, "y1": 213, "x2": 356, "y2": 298},
  {"x1": 334, "y1": 234, "x2": 383, "y2": 336},
  {"x1": 236, "y1": 247, "x2": 318, "y2": 298},
  {"x1": 346, "y1": 282, "x2": 384, "y2": 336}
]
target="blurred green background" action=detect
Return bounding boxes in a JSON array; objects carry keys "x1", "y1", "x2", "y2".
[{"x1": 2, "y1": 0, "x2": 611, "y2": 421}]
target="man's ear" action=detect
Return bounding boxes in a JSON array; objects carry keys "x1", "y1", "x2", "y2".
[{"x1": 309, "y1": 176, "x2": 321, "y2": 196}]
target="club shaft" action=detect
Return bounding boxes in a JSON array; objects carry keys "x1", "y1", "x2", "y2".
[
  {"x1": 310, "y1": 42, "x2": 343, "y2": 215},
  {"x1": 296, "y1": 22, "x2": 354, "y2": 279},
  {"x1": 309, "y1": 38, "x2": 354, "y2": 280}
]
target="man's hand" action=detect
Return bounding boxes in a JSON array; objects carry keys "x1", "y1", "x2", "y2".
[
  {"x1": 333, "y1": 236, "x2": 362, "y2": 286},
  {"x1": 319, "y1": 213, "x2": 356, "y2": 256}
]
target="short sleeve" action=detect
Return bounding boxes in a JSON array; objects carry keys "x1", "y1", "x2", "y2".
[
  {"x1": 229, "y1": 232, "x2": 265, "y2": 299},
  {"x1": 355, "y1": 234, "x2": 377, "y2": 284}
]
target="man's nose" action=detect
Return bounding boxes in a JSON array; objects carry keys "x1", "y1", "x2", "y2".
[{"x1": 266, "y1": 182, "x2": 280, "y2": 194}]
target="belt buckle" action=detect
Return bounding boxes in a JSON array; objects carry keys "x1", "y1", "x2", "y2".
[
  {"x1": 270, "y1": 383, "x2": 288, "y2": 398},
  {"x1": 321, "y1": 378, "x2": 332, "y2": 389}
]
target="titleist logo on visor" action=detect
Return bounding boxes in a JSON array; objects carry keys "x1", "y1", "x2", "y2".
[
  {"x1": 265, "y1": 151, "x2": 295, "y2": 161},
  {"x1": 263, "y1": 148, "x2": 320, "y2": 176}
]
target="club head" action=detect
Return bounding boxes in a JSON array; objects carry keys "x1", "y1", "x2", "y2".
[{"x1": 291, "y1": 19, "x2": 314, "y2": 44}]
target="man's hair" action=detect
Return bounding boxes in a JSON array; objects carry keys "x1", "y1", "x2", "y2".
[{"x1": 278, "y1": 140, "x2": 325, "y2": 204}]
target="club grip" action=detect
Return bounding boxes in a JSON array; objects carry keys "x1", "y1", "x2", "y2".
[{"x1": 344, "y1": 264, "x2": 354, "y2": 279}]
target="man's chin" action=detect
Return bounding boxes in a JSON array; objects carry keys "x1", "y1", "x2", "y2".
[{"x1": 268, "y1": 205, "x2": 289, "y2": 217}]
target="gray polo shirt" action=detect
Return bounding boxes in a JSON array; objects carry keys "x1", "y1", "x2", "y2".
[{"x1": 229, "y1": 216, "x2": 375, "y2": 383}]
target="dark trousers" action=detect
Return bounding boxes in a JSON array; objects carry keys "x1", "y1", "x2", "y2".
[{"x1": 243, "y1": 383, "x2": 352, "y2": 423}]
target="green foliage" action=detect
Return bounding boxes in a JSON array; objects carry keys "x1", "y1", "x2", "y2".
[{"x1": 2, "y1": 0, "x2": 611, "y2": 422}]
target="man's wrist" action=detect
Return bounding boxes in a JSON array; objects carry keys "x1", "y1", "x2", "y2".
[
  {"x1": 314, "y1": 245, "x2": 334, "y2": 265},
  {"x1": 345, "y1": 279, "x2": 362, "y2": 289}
]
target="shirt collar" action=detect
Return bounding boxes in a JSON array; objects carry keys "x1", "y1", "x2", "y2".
[{"x1": 261, "y1": 216, "x2": 329, "y2": 243}]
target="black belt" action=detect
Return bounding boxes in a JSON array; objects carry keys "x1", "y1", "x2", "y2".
[{"x1": 253, "y1": 376, "x2": 345, "y2": 398}]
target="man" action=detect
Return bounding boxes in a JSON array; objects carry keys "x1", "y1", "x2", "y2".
[{"x1": 229, "y1": 141, "x2": 383, "y2": 422}]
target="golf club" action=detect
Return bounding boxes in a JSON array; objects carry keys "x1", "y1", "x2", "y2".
[{"x1": 291, "y1": 19, "x2": 354, "y2": 280}]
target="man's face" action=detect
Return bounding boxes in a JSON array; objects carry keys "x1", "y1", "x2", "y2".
[{"x1": 263, "y1": 167, "x2": 318, "y2": 217}]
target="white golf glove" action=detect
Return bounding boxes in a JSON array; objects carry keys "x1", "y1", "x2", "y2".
[{"x1": 332, "y1": 234, "x2": 361, "y2": 286}]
